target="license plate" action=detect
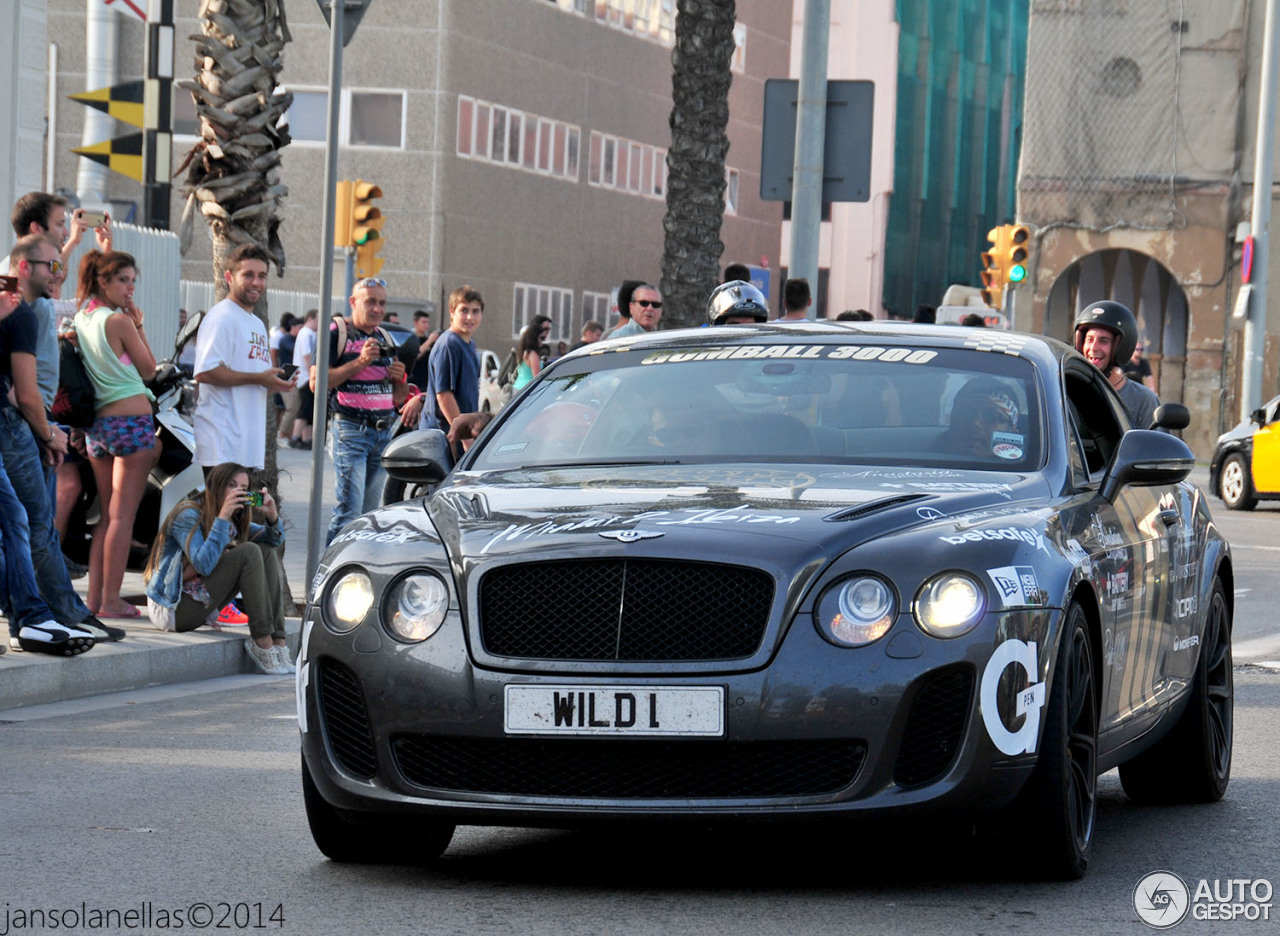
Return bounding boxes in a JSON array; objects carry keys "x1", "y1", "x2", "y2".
[{"x1": 504, "y1": 685, "x2": 724, "y2": 737}]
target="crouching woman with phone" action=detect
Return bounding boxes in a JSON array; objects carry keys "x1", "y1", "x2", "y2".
[{"x1": 142, "y1": 462, "x2": 294, "y2": 675}]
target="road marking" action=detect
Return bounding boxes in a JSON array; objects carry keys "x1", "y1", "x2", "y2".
[{"x1": 1232, "y1": 544, "x2": 1280, "y2": 552}]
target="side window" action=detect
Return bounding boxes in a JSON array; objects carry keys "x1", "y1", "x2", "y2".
[
  {"x1": 1064, "y1": 400, "x2": 1091, "y2": 487},
  {"x1": 1064, "y1": 369, "x2": 1125, "y2": 476}
]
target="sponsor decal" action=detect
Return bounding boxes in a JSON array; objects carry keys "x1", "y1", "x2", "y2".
[
  {"x1": 1133, "y1": 871, "x2": 1274, "y2": 926},
  {"x1": 939, "y1": 526, "x2": 1052, "y2": 555},
  {"x1": 825, "y1": 468, "x2": 965, "y2": 480},
  {"x1": 482, "y1": 506, "x2": 803, "y2": 552},
  {"x1": 329, "y1": 527, "x2": 424, "y2": 546},
  {"x1": 1103, "y1": 627, "x2": 1129, "y2": 673},
  {"x1": 980, "y1": 639, "x2": 1046, "y2": 755},
  {"x1": 916, "y1": 505, "x2": 946, "y2": 521},
  {"x1": 598, "y1": 530, "x2": 665, "y2": 543},
  {"x1": 640, "y1": 345, "x2": 938, "y2": 365},
  {"x1": 992, "y1": 431, "x2": 1024, "y2": 446},
  {"x1": 1175, "y1": 596, "x2": 1198, "y2": 619},
  {"x1": 963, "y1": 333, "x2": 1030, "y2": 355},
  {"x1": 992, "y1": 442, "x2": 1023, "y2": 459},
  {"x1": 987, "y1": 565, "x2": 1044, "y2": 607},
  {"x1": 1108, "y1": 570, "x2": 1129, "y2": 596},
  {"x1": 295, "y1": 619, "x2": 314, "y2": 734},
  {"x1": 1064, "y1": 538, "x2": 1091, "y2": 574},
  {"x1": 905, "y1": 481, "x2": 1014, "y2": 499},
  {"x1": 496, "y1": 441, "x2": 529, "y2": 455},
  {"x1": 1173, "y1": 634, "x2": 1200, "y2": 652},
  {"x1": 1089, "y1": 514, "x2": 1125, "y2": 548}
]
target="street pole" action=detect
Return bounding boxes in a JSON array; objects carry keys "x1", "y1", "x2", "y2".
[
  {"x1": 1244, "y1": 0, "x2": 1280, "y2": 420},
  {"x1": 787, "y1": 0, "x2": 829, "y2": 320},
  {"x1": 306, "y1": 0, "x2": 345, "y2": 589}
]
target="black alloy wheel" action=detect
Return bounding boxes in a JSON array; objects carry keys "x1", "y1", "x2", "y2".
[{"x1": 1118, "y1": 578, "x2": 1233, "y2": 803}]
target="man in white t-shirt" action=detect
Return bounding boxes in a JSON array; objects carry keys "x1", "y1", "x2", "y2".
[
  {"x1": 193, "y1": 244, "x2": 294, "y2": 472},
  {"x1": 288, "y1": 308, "x2": 318, "y2": 449}
]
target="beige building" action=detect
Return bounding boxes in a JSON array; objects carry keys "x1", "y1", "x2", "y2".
[
  {"x1": 26, "y1": 0, "x2": 788, "y2": 349},
  {"x1": 1013, "y1": 0, "x2": 1265, "y2": 458}
]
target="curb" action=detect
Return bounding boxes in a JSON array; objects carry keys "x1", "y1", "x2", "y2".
[{"x1": 0, "y1": 617, "x2": 302, "y2": 712}]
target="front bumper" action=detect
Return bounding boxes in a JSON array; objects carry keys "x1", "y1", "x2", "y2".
[{"x1": 298, "y1": 604, "x2": 1063, "y2": 826}]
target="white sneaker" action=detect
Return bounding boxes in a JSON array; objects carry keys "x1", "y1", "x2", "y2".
[
  {"x1": 245, "y1": 639, "x2": 289, "y2": 675},
  {"x1": 18, "y1": 621, "x2": 95, "y2": 656},
  {"x1": 272, "y1": 645, "x2": 297, "y2": 674},
  {"x1": 8, "y1": 635, "x2": 23, "y2": 652}
]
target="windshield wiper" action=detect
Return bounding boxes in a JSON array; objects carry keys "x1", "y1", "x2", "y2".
[{"x1": 530, "y1": 457, "x2": 686, "y2": 468}]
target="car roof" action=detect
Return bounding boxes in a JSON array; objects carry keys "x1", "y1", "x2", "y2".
[{"x1": 582, "y1": 321, "x2": 1071, "y2": 372}]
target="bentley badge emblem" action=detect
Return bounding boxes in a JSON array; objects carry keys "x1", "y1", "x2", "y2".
[{"x1": 598, "y1": 530, "x2": 665, "y2": 543}]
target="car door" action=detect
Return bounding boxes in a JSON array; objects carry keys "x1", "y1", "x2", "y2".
[
  {"x1": 1061, "y1": 363, "x2": 1177, "y2": 745},
  {"x1": 1251, "y1": 397, "x2": 1280, "y2": 494}
]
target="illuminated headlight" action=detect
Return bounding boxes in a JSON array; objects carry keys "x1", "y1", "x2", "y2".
[
  {"x1": 327, "y1": 570, "x2": 374, "y2": 632},
  {"x1": 384, "y1": 572, "x2": 449, "y2": 642},
  {"x1": 914, "y1": 573, "x2": 986, "y2": 638},
  {"x1": 816, "y1": 575, "x2": 896, "y2": 647}
]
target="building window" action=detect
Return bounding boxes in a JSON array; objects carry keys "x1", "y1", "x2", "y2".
[
  {"x1": 513, "y1": 282, "x2": 574, "y2": 341},
  {"x1": 347, "y1": 90, "x2": 404, "y2": 148},
  {"x1": 172, "y1": 85, "x2": 199, "y2": 137},
  {"x1": 286, "y1": 89, "x2": 329, "y2": 144},
  {"x1": 725, "y1": 167, "x2": 740, "y2": 214},
  {"x1": 589, "y1": 131, "x2": 668, "y2": 201},
  {"x1": 731, "y1": 23, "x2": 747, "y2": 74},
  {"x1": 458, "y1": 95, "x2": 580, "y2": 182},
  {"x1": 547, "y1": 0, "x2": 675, "y2": 46},
  {"x1": 582, "y1": 290, "x2": 612, "y2": 331}
]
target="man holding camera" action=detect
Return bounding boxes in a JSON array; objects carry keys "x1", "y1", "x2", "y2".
[{"x1": 322, "y1": 276, "x2": 411, "y2": 544}]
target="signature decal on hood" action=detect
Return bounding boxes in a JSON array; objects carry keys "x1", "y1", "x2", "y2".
[
  {"x1": 824, "y1": 468, "x2": 965, "y2": 480},
  {"x1": 598, "y1": 530, "x2": 665, "y2": 543},
  {"x1": 481, "y1": 506, "x2": 803, "y2": 553}
]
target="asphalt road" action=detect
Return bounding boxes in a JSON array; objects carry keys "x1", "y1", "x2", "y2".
[{"x1": 2, "y1": 671, "x2": 1277, "y2": 936}]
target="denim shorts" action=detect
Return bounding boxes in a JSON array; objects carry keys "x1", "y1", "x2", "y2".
[{"x1": 86, "y1": 413, "x2": 156, "y2": 458}]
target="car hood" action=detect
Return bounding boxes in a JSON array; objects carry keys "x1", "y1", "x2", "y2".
[{"x1": 424, "y1": 464, "x2": 1050, "y2": 570}]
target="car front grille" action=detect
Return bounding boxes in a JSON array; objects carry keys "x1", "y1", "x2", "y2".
[
  {"x1": 478, "y1": 559, "x2": 775, "y2": 661},
  {"x1": 317, "y1": 657, "x2": 378, "y2": 780},
  {"x1": 392, "y1": 736, "x2": 866, "y2": 799},
  {"x1": 893, "y1": 665, "x2": 974, "y2": 788}
]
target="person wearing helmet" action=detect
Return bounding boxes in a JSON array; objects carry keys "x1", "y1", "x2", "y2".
[
  {"x1": 1074, "y1": 300, "x2": 1160, "y2": 429},
  {"x1": 708, "y1": 280, "x2": 769, "y2": 325},
  {"x1": 934, "y1": 377, "x2": 1022, "y2": 459}
]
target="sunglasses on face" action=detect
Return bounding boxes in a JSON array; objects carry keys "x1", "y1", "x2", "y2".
[
  {"x1": 634, "y1": 300, "x2": 663, "y2": 309},
  {"x1": 354, "y1": 277, "x2": 387, "y2": 290},
  {"x1": 29, "y1": 258, "x2": 65, "y2": 275}
]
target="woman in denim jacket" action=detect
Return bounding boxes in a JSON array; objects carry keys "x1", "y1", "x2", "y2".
[{"x1": 143, "y1": 462, "x2": 292, "y2": 674}]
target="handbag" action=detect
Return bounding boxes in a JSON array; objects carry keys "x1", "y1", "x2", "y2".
[{"x1": 51, "y1": 336, "x2": 97, "y2": 428}]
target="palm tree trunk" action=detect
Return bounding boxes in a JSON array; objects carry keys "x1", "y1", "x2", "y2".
[{"x1": 660, "y1": 0, "x2": 737, "y2": 329}]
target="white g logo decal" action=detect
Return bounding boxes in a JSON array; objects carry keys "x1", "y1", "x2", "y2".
[{"x1": 980, "y1": 638, "x2": 1046, "y2": 755}]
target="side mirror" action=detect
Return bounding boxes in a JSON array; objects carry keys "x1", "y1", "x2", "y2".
[
  {"x1": 382, "y1": 429, "x2": 450, "y2": 484},
  {"x1": 175, "y1": 310, "x2": 202, "y2": 355},
  {"x1": 1150, "y1": 402, "x2": 1190, "y2": 431},
  {"x1": 1100, "y1": 429, "x2": 1194, "y2": 502},
  {"x1": 1251, "y1": 407, "x2": 1267, "y2": 426}
]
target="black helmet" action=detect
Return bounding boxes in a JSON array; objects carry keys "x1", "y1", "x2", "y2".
[
  {"x1": 1074, "y1": 300, "x2": 1137, "y2": 370},
  {"x1": 708, "y1": 281, "x2": 769, "y2": 325}
]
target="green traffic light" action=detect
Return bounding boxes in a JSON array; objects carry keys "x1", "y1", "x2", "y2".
[{"x1": 1009, "y1": 264, "x2": 1027, "y2": 283}]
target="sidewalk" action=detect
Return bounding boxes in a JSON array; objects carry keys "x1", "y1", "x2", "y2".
[{"x1": 0, "y1": 444, "x2": 335, "y2": 712}]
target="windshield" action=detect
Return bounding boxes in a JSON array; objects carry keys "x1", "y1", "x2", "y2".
[{"x1": 468, "y1": 343, "x2": 1042, "y2": 471}]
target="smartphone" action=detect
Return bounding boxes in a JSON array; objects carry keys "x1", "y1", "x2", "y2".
[
  {"x1": 0, "y1": 275, "x2": 17, "y2": 292},
  {"x1": 79, "y1": 209, "x2": 108, "y2": 227},
  {"x1": 280, "y1": 363, "x2": 299, "y2": 381},
  {"x1": 245, "y1": 491, "x2": 264, "y2": 507}
]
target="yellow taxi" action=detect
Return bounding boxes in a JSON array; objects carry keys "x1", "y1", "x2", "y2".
[{"x1": 1210, "y1": 394, "x2": 1280, "y2": 509}]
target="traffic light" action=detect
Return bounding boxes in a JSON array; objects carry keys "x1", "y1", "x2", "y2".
[
  {"x1": 980, "y1": 224, "x2": 1031, "y2": 308},
  {"x1": 333, "y1": 180, "x2": 353, "y2": 248},
  {"x1": 351, "y1": 179, "x2": 385, "y2": 277}
]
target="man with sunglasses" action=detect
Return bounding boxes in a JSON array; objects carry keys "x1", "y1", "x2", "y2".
[
  {"x1": 322, "y1": 276, "x2": 411, "y2": 544},
  {"x1": 609, "y1": 284, "x2": 663, "y2": 338},
  {"x1": 0, "y1": 234, "x2": 114, "y2": 652}
]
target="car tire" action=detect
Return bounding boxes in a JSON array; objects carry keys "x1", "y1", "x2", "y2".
[
  {"x1": 1012, "y1": 603, "x2": 1098, "y2": 880},
  {"x1": 1219, "y1": 453, "x2": 1257, "y2": 511},
  {"x1": 302, "y1": 754, "x2": 455, "y2": 864},
  {"x1": 1118, "y1": 579, "x2": 1233, "y2": 804}
]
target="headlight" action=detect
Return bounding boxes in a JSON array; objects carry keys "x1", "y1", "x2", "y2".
[
  {"x1": 914, "y1": 572, "x2": 986, "y2": 638},
  {"x1": 327, "y1": 570, "x2": 374, "y2": 632},
  {"x1": 816, "y1": 575, "x2": 896, "y2": 647},
  {"x1": 384, "y1": 572, "x2": 449, "y2": 642}
]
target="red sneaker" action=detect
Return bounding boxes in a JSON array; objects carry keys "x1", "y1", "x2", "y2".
[{"x1": 217, "y1": 602, "x2": 249, "y2": 626}]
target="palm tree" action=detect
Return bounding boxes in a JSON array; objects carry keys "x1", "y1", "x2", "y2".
[
  {"x1": 175, "y1": 0, "x2": 296, "y2": 605},
  {"x1": 659, "y1": 0, "x2": 737, "y2": 329}
]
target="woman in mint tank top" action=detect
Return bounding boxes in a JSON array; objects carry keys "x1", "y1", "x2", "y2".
[
  {"x1": 512, "y1": 314, "x2": 552, "y2": 391},
  {"x1": 73, "y1": 250, "x2": 158, "y2": 619}
]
